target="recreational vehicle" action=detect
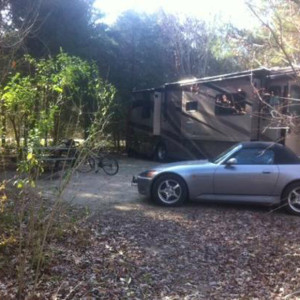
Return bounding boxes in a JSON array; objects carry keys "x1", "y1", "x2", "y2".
[{"x1": 127, "y1": 67, "x2": 300, "y2": 161}]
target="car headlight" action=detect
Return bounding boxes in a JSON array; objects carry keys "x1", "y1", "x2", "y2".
[{"x1": 139, "y1": 170, "x2": 158, "y2": 178}]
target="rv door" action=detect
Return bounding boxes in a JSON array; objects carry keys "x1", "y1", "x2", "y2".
[{"x1": 153, "y1": 92, "x2": 162, "y2": 135}]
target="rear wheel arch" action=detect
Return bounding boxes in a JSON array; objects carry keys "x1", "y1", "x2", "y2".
[
  {"x1": 281, "y1": 180, "x2": 300, "y2": 201},
  {"x1": 281, "y1": 180, "x2": 300, "y2": 215}
]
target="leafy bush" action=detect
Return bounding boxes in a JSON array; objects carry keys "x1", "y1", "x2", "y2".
[{"x1": 1, "y1": 51, "x2": 116, "y2": 152}]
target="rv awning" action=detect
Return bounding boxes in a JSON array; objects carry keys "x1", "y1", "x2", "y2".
[{"x1": 132, "y1": 65, "x2": 300, "y2": 93}]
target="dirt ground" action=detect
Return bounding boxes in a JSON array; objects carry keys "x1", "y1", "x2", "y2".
[
  {"x1": 36, "y1": 157, "x2": 300, "y2": 299},
  {"x1": 2, "y1": 157, "x2": 300, "y2": 299},
  {"x1": 40, "y1": 156, "x2": 158, "y2": 209}
]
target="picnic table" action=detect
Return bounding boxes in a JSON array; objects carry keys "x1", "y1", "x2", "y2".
[
  {"x1": 33, "y1": 142, "x2": 78, "y2": 170},
  {"x1": 1, "y1": 140, "x2": 79, "y2": 171}
]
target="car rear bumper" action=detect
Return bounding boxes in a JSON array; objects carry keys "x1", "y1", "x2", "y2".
[{"x1": 132, "y1": 176, "x2": 152, "y2": 196}]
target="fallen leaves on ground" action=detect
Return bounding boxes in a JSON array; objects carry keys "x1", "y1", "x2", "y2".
[{"x1": 1, "y1": 201, "x2": 300, "y2": 299}]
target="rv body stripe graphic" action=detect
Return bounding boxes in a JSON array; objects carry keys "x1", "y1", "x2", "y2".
[
  {"x1": 128, "y1": 121, "x2": 208, "y2": 158},
  {"x1": 219, "y1": 118, "x2": 250, "y2": 136},
  {"x1": 164, "y1": 113, "x2": 210, "y2": 158},
  {"x1": 181, "y1": 111, "x2": 227, "y2": 137}
]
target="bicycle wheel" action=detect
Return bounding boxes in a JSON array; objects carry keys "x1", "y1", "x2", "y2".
[
  {"x1": 77, "y1": 156, "x2": 95, "y2": 173},
  {"x1": 100, "y1": 156, "x2": 119, "y2": 175}
]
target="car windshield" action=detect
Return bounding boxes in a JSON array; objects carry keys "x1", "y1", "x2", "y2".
[{"x1": 211, "y1": 144, "x2": 242, "y2": 164}]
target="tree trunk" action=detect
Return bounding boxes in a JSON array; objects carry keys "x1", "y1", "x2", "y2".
[
  {"x1": 1, "y1": 100, "x2": 6, "y2": 146},
  {"x1": 24, "y1": 114, "x2": 28, "y2": 149},
  {"x1": 10, "y1": 117, "x2": 21, "y2": 158},
  {"x1": 53, "y1": 111, "x2": 60, "y2": 145}
]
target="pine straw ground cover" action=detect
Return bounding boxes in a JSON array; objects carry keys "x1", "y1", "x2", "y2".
[{"x1": 1, "y1": 198, "x2": 300, "y2": 299}]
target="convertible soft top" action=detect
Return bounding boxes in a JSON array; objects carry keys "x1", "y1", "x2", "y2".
[{"x1": 241, "y1": 142, "x2": 300, "y2": 164}]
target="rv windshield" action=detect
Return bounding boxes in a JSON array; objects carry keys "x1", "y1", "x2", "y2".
[{"x1": 211, "y1": 144, "x2": 242, "y2": 164}]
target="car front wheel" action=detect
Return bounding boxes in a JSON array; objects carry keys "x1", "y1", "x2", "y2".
[
  {"x1": 152, "y1": 174, "x2": 187, "y2": 206},
  {"x1": 282, "y1": 182, "x2": 300, "y2": 215}
]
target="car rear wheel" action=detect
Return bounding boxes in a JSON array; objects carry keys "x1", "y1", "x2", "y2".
[
  {"x1": 282, "y1": 182, "x2": 300, "y2": 215},
  {"x1": 152, "y1": 174, "x2": 187, "y2": 206}
]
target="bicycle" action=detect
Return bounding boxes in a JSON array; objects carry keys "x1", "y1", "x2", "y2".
[{"x1": 77, "y1": 147, "x2": 119, "y2": 176}]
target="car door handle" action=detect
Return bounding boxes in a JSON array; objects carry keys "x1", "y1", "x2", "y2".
[{"x1": 262, "y1": 171, "x2": 271, "y2": 174}]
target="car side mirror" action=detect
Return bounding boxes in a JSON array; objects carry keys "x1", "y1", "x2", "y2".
[{"x1": 225, "y1": 157, "x2": 237, "y2": 166}]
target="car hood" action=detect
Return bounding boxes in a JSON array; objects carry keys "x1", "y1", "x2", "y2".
[{"x1": 151, "y1": 159, "x2": 214, "y2": 172}]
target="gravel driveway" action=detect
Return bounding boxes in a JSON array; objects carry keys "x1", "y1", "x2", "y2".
[{"x1": 41, "y1": 156, "x2": 158, "y2": 209}]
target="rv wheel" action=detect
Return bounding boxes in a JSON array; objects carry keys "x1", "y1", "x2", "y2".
[
  {"x1": 155, "y1": 143, "x2": 167, "y2": 162},
  {"x1": 127, "y1": 148, "x2": 136, "y2": 157}
]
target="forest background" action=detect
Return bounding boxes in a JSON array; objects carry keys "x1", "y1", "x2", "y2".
[{"x1": 1, "y1": 0, "x2": 299, "y2": 149}]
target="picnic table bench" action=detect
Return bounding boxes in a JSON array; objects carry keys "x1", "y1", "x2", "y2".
[{"x1": 33, "y1": 144, "x2": 78, "y2": 170}]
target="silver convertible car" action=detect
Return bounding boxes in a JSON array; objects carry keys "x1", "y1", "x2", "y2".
[{"x1": 132, "y1": 142, "x2": 300, "y2": 215}]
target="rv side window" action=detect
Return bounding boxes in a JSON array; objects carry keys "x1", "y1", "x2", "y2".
[
  {"x1": 215, "y1": 91, "x2": 246, "y2": 115},
  {"x1": 186, "y1": 101, "x2": 198, "y2": 111},
  {"x1": 268, "y1": 86, "x2": 282, "y2": 107}
]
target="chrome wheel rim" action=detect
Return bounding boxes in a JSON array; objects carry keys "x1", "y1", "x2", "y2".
[
  {"x1": 288, "y1": 187, "x2": 300, "y2": 213},
  {"x1": 158, "y1": 179, "x2": 181, "y2": 204}
]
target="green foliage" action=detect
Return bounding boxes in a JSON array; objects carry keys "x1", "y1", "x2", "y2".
[
  {"x1": 1, "y1": 51, "x2": 116, "y2": 151},
  {"x1": 2, "y1": 74, "x2": 37, "y2": 148},
  {"x1": 3, "y1": 74, "x2": 36, "y2": 113}
]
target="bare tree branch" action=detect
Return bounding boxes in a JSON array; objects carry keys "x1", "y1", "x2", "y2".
[{"x1": 247, "y1": 1, "x2": 299, "y2": 75}]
